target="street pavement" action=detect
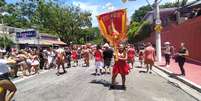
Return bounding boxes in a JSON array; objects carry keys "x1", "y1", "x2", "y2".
[
  {"x1": 13, "y1": 61, "x2": 197, "y2": 101},
  {"x1": 156, "y1": 58, "x2": 201, "y2": 86}
]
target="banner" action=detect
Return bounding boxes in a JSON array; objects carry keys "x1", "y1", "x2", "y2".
[
  {"x1": 97, "y1": 9, "x2": 128, "y2": 46},
  {"x1": 16, "y1": 31, "x2": 37, "y2": 39}
]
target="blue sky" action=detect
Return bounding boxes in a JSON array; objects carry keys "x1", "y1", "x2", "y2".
[{"x1": 5, "y1": 0, "x2": 186, "y2": 27}]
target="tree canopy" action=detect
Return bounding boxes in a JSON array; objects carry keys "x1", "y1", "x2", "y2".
[{"x1": 0, "y1": 0, "x2": 99, "y2": 44}]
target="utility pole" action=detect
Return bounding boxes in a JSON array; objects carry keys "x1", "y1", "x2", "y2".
[
  {"x1": 122, "y1": 0, "x2": 162, "y2": 61},
  {"x1": 37, "y1": 30, "x2": 40, "y2": 49},
  {"x1": 154, "y1": 0, "x2": 162, "y2": 62}
]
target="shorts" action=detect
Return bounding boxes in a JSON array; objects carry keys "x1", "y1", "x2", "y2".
[
  {"x1": 104, "y1": 58, "x2": 111, "y2": 67},
  {"x1": 32, "y1": 60, "x2": 39, "y2": 66},
  {"x1": 26, "y1": 59, "x2": 32, "y2": 65},
  {"x1": 144, "y1": 59, "x2": 154, "y2": 65},
  {"x1": 95, "y1": 61, "x2": 103, "y2": 69}
]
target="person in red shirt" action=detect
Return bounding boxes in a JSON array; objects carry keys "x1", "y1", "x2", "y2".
[
  {"x1": 127, "y1": 44, "x2": 135, "y2": 69},
  {"x1": 111, "y1": 44, "x2": 130, "y2": 89},
  {"x1": 144, "y1": 42, "x2": 155, "y2": 73},
  {"x1": 71, "y1": 47, "x2": 78, "y2": 67},
  {"x1": 138, "y1": 49, "x2": 144, "y2": 68},
  {"x1": 94, "y1": 45, "x2": 103, "y2": 75}
]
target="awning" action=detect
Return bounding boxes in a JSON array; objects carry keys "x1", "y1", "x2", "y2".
[
  {"x1": 17, "y1": 39, "x2": 66, "y2": 45},
  {"x1": 46, "y1": 40, "x2": 66, "y2": 45},
  {"x1": 39, "y1": 40, "x2": 52, "y2": 45}
]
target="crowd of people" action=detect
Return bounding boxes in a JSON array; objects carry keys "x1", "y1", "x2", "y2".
[{"x1": 0, "y1": 41, "x2": 189, "y2": 101}]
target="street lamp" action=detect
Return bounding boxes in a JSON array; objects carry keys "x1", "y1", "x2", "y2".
[{"x1": 122, "y1": 0, "x2": 162, "y2": 62}]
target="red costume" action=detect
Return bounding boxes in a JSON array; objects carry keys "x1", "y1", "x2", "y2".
[
  {"x1": 127, "y1": 47, "x2": 135, "y2": 62},
  {"x1": 113, "y1": 52, "x2": 130, "y2": 75},
  {"x1": 94, "y1": 50, "x2": 103, "y2": 61},
  {"x1": 139, "y1": 50, "x2": 144, "y2": 61},
  {"x1": 71, "y1": 50, "x2": 78, "y2": 61}
]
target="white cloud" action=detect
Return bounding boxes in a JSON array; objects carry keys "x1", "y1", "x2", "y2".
[
  {"x1": 73, "y1": 1, "x2": 99, "y2": 15},
  {"x1": 104, "y1": 2, "x2": 115, "y2": 11},
  {"x1": 72, "y1": 1, "x2": 100, "y2": 27}
]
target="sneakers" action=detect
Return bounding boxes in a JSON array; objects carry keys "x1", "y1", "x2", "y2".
[{"x1": 95, "y1": 73, "x2": 101, "y2": 76}]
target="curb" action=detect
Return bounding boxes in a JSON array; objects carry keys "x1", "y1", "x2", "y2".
[
  {"x1": 12, "y1": 69, "x2": 51, "y2": 84},
  {"x1": 154, "y1": 64, "x2": 201, "y2": 93}
]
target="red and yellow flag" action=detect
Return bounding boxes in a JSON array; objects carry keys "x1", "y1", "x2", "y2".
[{"x1": 97, "y1": 9, "x2": 128, "y2": 46}]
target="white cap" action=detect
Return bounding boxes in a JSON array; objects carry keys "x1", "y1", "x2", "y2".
[{"x1": 103, "y1": 43, "x2": 109, "y2": 47}]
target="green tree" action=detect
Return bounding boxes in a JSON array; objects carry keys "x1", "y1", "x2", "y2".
[
  {"x1": 1, "y1": 0, "x2": 93, "y2": 44},
  {"x1": 32, "y1": 1, "x2": 92, "y2": 44},
  {"x1": 1, "y1": 0, "x2": 38, "y2": 28},
  {"x1": 0, "y1": 0, "x2": 5, "y2": 7},
  {"x1": 82, "y1": 27, "x2": 102, "y2": 44},
  {"x1": 131, "y1": 5, "x2": 152, "y2": 22},
  {"x1": 0, "y1": 36, "x2": 14, "y2": 48}
]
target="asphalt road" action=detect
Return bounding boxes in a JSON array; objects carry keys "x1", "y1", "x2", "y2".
[{"x1": 13, "y1": 61, "x2": 197, "y2": 101}]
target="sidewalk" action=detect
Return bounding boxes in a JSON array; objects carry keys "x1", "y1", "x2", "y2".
[{"x1": 155, "y1": 57, "x2": 201, "y2": 92}]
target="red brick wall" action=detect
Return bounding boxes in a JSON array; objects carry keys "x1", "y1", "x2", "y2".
[{"x1": 144, "y1": 16, "x2": 201, "y2": 63}]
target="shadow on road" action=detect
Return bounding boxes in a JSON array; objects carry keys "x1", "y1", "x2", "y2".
[
  {"x1": 109, "y1": 85, "x2": 126, "y2": 90},
  {"x1": 159, "y1": 64, "x2": 166, "y2": 67},
  {"x1": 169, "y1": 73, "x2": 181, "y2": 78},
  {"x1": 90, "y1": 79, "x2": 111, "y2": 87},
  {"x1": 139, "y1": 70, "x2": 147, "y2": 73},
  {"x1": 89, "y1": 79, "x2": 126, "y2": 90},
  {"x1": 91, "y1": 73, "x2": 97, "y2": 76},
  {"x1": 135, "y1": 66, "x2": 142, "y2": 68}
]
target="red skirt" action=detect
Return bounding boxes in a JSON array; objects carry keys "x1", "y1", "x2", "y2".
[{"x1": 112, "y1": 60, "x2": 130, "y2": 75}]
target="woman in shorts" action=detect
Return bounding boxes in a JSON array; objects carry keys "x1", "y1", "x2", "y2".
[{"x1": 94, "y1": 45, "x2": 103, "y2": 75}]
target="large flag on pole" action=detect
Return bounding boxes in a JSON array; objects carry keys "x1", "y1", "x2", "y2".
[
  {"x1": 97, "y1": 9, "x2": 128, "y2": 46},
  {"x1": 97, "y1": 9, "x2": 128, "y2": 61}
]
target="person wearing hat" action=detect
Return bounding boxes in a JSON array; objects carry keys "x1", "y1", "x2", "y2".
[
  {"x1": 103, "y1": 43, "x2": 113, "y2": 74},
  {"x1": 163, "y1": 42, "x2": 171, "y2": 67}
]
